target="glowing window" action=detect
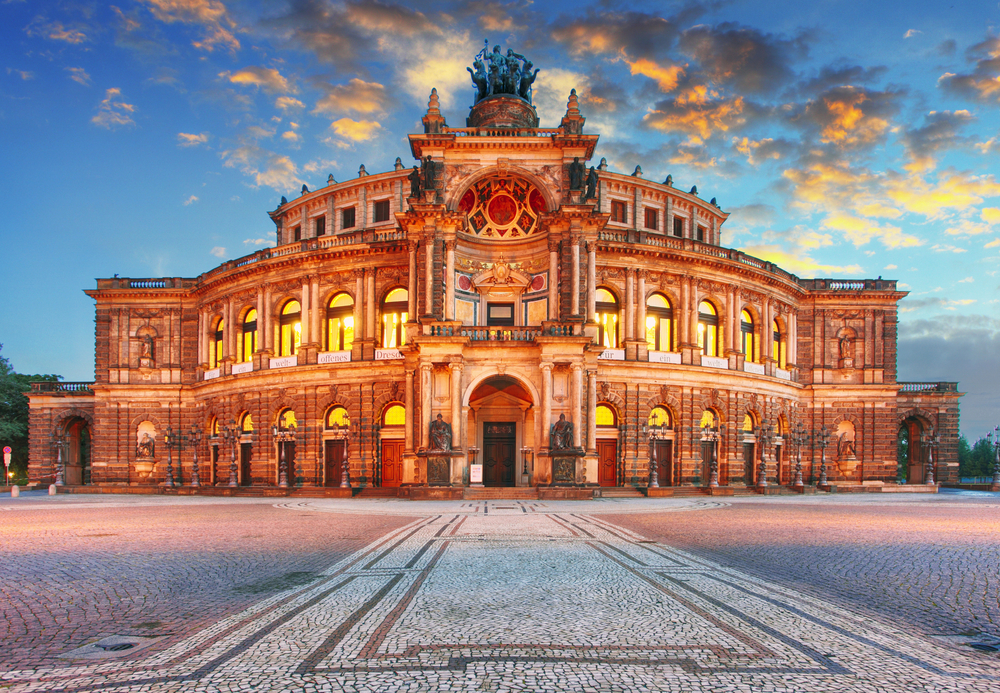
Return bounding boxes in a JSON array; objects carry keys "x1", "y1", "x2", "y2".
[
  {"x1": 773, "y1": 319, "x2": 786, "y2": 369},
  {"x1": 280, "y1": 300, "x2": 301, "y2": 357},
  {"x1": 278, "y1": 409, "x2": 296, "y2": 430},
  {"x1": 241, "y1": 412, "x2": 254, "y2": 432},
  {"x1": 645, "y1": 293, "x2": 673, "y2": 352},
  {"x1": 596, "y1": 288, "x2": 619, "y2": 349},
  {"x1": 241, "y1": 309, "x2": 257, "y2": 363},
  {"x1": 742, "y1": 414, "x2": 755, "y2": 432},
  {"x1": 327, "y1": 293, "x2": 355, "y2": 352},
  {"x1": 697, "y1": 300, "x2": 719, "y2": 357},
  {"x1": 699, "y1": 409, "x2": 718, "y2": 429},
  {"x1": 210, "y1": 318, "x2": 224, "y2": 369},
  {"x1": 596, "y1": 404, "x2": 617, "y2": 427},
  {"x1": 325, "y1": 406, "x2": 350, "y2": 429},
  {"x1": 382, "y1": 404, "x2": 405, "y2": 426},
  {"x1": 740, "y1": 310, "x2": 755, "y2": 362},
  {"x1": 209, "y1": 417, "x2": 219, "y2": 436},
  {"x1": 648, "y1": 406, "x2": 672, "y2": 428},
  {"x1": 381, "y1": 289, "x2": 408, "y2": 349}
]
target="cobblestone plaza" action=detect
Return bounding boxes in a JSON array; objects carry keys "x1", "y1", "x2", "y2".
[{"x1": 3, "y1": 492, "x2": 999, "y2": 692}]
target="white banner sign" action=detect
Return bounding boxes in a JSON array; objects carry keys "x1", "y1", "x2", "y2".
[
  {"x1": 701, "y1": 355, "x2": 729, "y2": 369},
  {"x1": 269, "y1": 355, "x2": 298, "y2": 369},
  {"x1": 470, "y1": 464, "x2": 483, "y2": 484},
  {"x1": 318, "y1": 351, "x2": 351, "y2": 364},
  {"x1": 232, "y1": 361, "x2": 253, "y2": 375},
  {"x1": 648, "y1": 351, "x2": 681, "y2": 364},
  {"x1": 375, "y1": 349, "x2": 403, "y2": 360},
  {"x1": 203, "y1": 368, "x2": 221, "y2": 380},
  {"x1": 743, "y1": 361, "x2": 765, "y2": 375},
  {"x1": 598, "y1": 348, "x2": 625, "y2": 361}
]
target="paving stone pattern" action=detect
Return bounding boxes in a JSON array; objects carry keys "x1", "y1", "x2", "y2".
[{"x1": 2, "y1": 492, "x2": 999, "y2": 692}]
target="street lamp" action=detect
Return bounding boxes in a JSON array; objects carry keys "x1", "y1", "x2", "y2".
[
  {"x1": 49, "y1": 432, "x2": 66, "y2": 486},
  {"x1": 815, "y1": 425, "x2": 832, "y2": 486},
  {"x1": 220, "y1": 419, "x2": 241, "y2": 487},
  {"x1": 328, "y1": 418, "x2": 354, "y2": 489},
  {"x1": 163, "y1": 426, "x2": 187, "y2": 488},
  {"x1": 645, "y1": 422, "x2": 661, "y2": 488},
  {"x1": 755, "y1": 418, "x2": 774, "y2": 488},
  {"x1": 990, "y1": 426, "x2": 1000, "y2": 487},
  {"x1": 272, "y1": 422, "x2": 297, "y2": 488},
  {"x1": 923, "y1": 433, "x2": 940, "y2": 485},
  {"x1": 791, "y1": 421, "x2": 809, "y2": 488},
  {"x1": 701, "y1": 422, "x2": 724, "y2": 488}
]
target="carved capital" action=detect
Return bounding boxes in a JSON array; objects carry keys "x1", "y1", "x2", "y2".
[
  {"x1": 444, "y1": 240, "x2": 457, "y2": 252},
  {"x1": 548, "y1": 239, "x2": 560, "y2": 254}
]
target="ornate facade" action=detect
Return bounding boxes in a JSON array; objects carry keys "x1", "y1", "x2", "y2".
[{"x1": 28, "y1": 69, "x2": 962, "y2": 495}]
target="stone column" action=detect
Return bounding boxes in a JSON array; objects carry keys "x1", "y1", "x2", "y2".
[
  {"x1": 625, "y1": 269, "x2": 635, "y2": 341},
  {"x1": 548, "y1": 240, "x2": 559, "y2": 321},
  {"x1": 197, "y1": 310, "x2": 205, "y2": 366},
  {"x1": 725, "y1": 287, "x2": 736, "y2": 353},
  {"x1": 366, "y1": 270, "x2": 376, "y2": 343},
  {"x1": 408, "y1": 241, "x2": 418, "y2": 319},
  {"x1": 678, "y1": 278, "x2": 689, "y2": 346},
  {"x1": 571, "y1": 236, "x2": 581, "y2": 316},
  {"x1": 311, "y1": 279, "x2": 320, "y2": 347},
  {"x1": 300, "y1": 279, "x2": 311, "y2": 345},
  {"x1": 424, "y1": 235, "x2": 434, "y2": 317},
  {"x1": 587, "y1": 241, "x2": 597, "y2": 323},
  {"x1": 420, "y1": 363, "x2": 432, "y2": 449},
  {"x1": 353, "y1": 270, "x2": 364, "y2": 341},
  {"x1": 445, "y1": 240, "x2": 456, "y2": 321},
  {"x1": 263, "y1": 285, "x2": 273, "y2": 352},
  {"x1": 541, "y1": 364, "x2": 553, "y2": 448},
  {"x1": 450, "y1": 362, "x2": 463, "y2": 448},
  {"x1": 637, "y1": 271, "x2": 647, "y2": 345},
  {"x1": 571, "y1": 364, "x2": 583, "y2": 448},
  {"x1": 226, "y1": 299, "x2": 236, "y2": 361},
  {"x1": 404, "y1": 368, "x2": 414, "y2": 453},
  {"x1": 256, "y1": 290, "x2": 264, "y2": 353},
  {"x1": 763, "y1": 298, "x2": 773, "y2": 361},
  {"x1": 788, "y1": 311, "x2": 797, "y2": 366},
  {"x1": 587, "y1": 369, "x2": 597, "y2": 454}
]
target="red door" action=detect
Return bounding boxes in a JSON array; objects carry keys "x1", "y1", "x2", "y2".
[
  {"x1": 381, "y1": 440, "x2": 404, "y2": 487},
  {"x1": 656, "y1": 440, "x2": 673, "y2": 486},
  {"x1": 597, "y1": 439, "x2": 618, "y2": 487},
  {"x1": 324, "y1": 440, "x2": 344, "y2": 487}
]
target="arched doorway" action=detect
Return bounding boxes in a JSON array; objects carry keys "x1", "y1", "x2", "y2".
[
  {"x1": 899, "y1": 418, "x2": 925, "y2": 483},
  {"x1": 740, "y1": 412, "x2": 757, "y2": 485},
  {"x1": 596, "y1": 403, "x2": 620, "y2": 487},
  {"x1": 323, "y1": 405, "x2": 350, "y2": 487},
  {"x1": 380, "y1": 403, "x2": 405, "y2": 487},
  {"x1": 468, "y1": 376, "x2": 534, "y2": 487},
  {"x1": 649, "y1": 406, "x2": 675, "y2": 486},
  {"x1": 62, "y1": 417, "x2": 91, "y2": 485}
]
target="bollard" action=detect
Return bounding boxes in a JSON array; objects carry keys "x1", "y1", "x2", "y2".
[
  {"x1": 11, "y1": 485, "x2": 19, "y2": 497},
  {"x1": 49, "y1": 484, "x2": 56, "y2": 495}
]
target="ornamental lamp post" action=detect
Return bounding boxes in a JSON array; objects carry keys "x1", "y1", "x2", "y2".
[
  {"x1": 815, "y1": 425, "x2": 832, "y2": 487},
  {"x1": 163, "y1": 426, "x2": 185, "y2": 488},
  {"x1": 272, "y1": 422, "x2": 297, "y2": 488},
  {"x1": 220, "y1": 419, "x2": 240, "y2": 487},
  {"x1": 792, "y1": 422, "x2": 808, "y2": 488},
  {"x1": 646, "y1": 422, "x2": 660, "y2": 488},
  {"x1": 49, "y1": 432, "x2": 66, "y2": 487},
  {"x1": 755, "y1": 418, "x2": 774, "y2": 488},
  {"x1": 329, "y1": 418, "x2": 354, "y2": 489},
  {"x1": 923, "y1": 433, "x2": 940, "y2": 485},
  {"x1": 703, "y1": 422, "x2": 724, "y2": 488}
]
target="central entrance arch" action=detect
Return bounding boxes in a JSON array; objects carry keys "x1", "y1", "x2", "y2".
[{"x1": 467, "y1": 375, "x2": 535, "y2": 487}]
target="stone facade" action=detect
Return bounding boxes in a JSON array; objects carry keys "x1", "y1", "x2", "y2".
[{"x1": 28, "y1": 89, "x2": 962, "y2": 491}]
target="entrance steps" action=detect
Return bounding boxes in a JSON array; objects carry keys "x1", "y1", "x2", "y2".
[
  {"x1": 597, "y1": 487, "x2": 645, "y2": 498},
  {"x1": 353, "y1": 487, "x2": 400, "y2": 498},
  {"x1": 463, "y1": 487, "x2": 539, "y2": 500}
]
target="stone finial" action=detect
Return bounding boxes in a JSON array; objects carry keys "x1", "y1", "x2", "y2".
[
  {"x1": 301, "y1": 184, "x2": 309, "y2": 195},
  {"x1": 279, "y1": 195, "x2": 287, "y2": 207},
  {"x1": 632, "y1": 165, "x2": 643, "y2": 178},
  {"x1": 422, "y1": 87, "x2": 447, "y2": 134},
  {"x1": 394, "y1": 157, "x2": 403, "y2": 171},
  {"x1": 598, "y1": 157, "x2": 608, "y2": 171},
  {"x1": 690, "y1": 185, "x2": 698, "y2": 196},
  {"x1": 710, "y1": 197, "x2": 719, "y2": 208},
  {"x1": 560, "y1": 88, "x2": 586, "y2": 135},
  {"x1": 358, "y1": 164, "x2": 368, "y2": 177},
  {"x1": 664, "y1": 174, "x2": 673, "y2": 187},
  {"x1": 327, "y1": 174, "x2": 336, "y2": 185}
]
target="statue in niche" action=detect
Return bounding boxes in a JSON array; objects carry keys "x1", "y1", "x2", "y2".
[
  {"x1": 550, "y1": 413, "x2": 574, "y2": 450},
  {"x1": 136, "y1": 432, "x2": 155, "y2": 459},
  {"x1": 839, "y1": 335, "x2": 853, "y2": 360},
  {"x1": 569, "y1": 157, "x2": 585, "y2": 191},
  {"x1": 408, "y1": 166, "x2": 422, "y2": 198},
  {"x1": 837, "y1": 433, "x2": 857, "y2": 460},
  {"x1": 584, "y1": 167, "x2": 598, "y2": 200},
  {"x1": 429, "y1": 414, "x2": 453, "y2": 451},
  {"x1": 141, "y1": 334, "x2": 154, "y2": 359}
]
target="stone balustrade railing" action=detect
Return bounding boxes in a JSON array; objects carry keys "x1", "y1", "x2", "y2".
[
  {"x1": 898, "y1": 382, "x2": 959, "y2": 393},
  {"x1": 30, "y1": 382, "x2": 95, "y2": 394}
]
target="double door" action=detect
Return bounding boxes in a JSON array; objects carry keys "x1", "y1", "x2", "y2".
[{"x1": 483, "y1": 422, "x2": 515, "y2": 487}]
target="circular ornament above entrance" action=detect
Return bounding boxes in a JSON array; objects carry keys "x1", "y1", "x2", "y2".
[{"x1": 459, "y1": 176, "x2": 547, "y2": 239}]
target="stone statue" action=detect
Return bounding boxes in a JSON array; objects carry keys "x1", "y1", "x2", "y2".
[
  {"x1": 469, "y1": 42, "x2": 538, "y2": 104},
  {"x1": 141, "y1": 334, "x2": 154, "y2": 361},
  {"x1": 430, "y1": 414, "x2": 452, "y2": 451},
  {"x1": 394, "y1": 157, "x2": 403, "y2": 171},
  {"x1": 569, "y1": 157, "x2": 585, "y2": 190},
  {"x1": 632, "y1": 165, "x2": 643, "y2": 177},
  {"x1": 837, "y1": 433, "x2": 856, "y2": 460},
  {"x1": 550, "y1": 413, "x2": 574, "y2": 450},
  {"x1": 585, "y1": 167, "x2": 598, "y2": 200},
  {"x1": 517, "y1": 61, "x2": 539, "y2": 101},
  {"x1": 690, "y1": 185, "x2": 698, "y2": 195},
  {"x1": 408, "y1": 166, "x2": 421, "y2": 198},
  {"x1": 664, "y1": 175, "x2": 673, "y2": 187},
  {"x1": 137, "y1": 432, "x2": 155, "y2": 459},
  {"x1": 422, "y1": 156, "x2": 436, "y2": 191},
  {"x1": 280, "y1": 196, "x2": 288, "y2": 206},
  {"x1": 301, "y1": 184, "x2": 309, "y2": 195},
  {"x1": 467, "y1": 59, "x2": 488, "y2": 101},
  {"x1": 839, "y1": 335, "x2": 852, "y2": 360}
]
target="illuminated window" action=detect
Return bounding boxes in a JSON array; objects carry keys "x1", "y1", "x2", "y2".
[
  {"x1": 611, "y1": 200, "x2": 627, "y2": 224},
  {"x1": 374, "y1": 199, "x2": 390, "y2": 223},
  {"x1": 596, "y1": 404, "x2": 617, "y2": 427},
  {"x1": 241, "y1": 309, "x2": 257, "y2": 362},
  {"x1": 341, "y1": 207, "x2": 356, "y2": 229},
  {"x1": 209, "y1": 417, "x2": 219, "y2": 436},
  {"x1": 773, "y1": 319, "x2": 786, "y2": 369},
  {"x1": 381, "y1": 288, "x2": 408, "y2": 349},
  {"x1": 648, "y1": 406, "x2": 672, "y2": 428},
  {"x1": 697, "y1": 300, "x2": 719, "y2": 357},
  {"x1": 645, "y1": 293, "x2": 673, "y2": 352},
  {"x1": 241, "y1": 412, "x2": 254, "y2": 432},
  {"x1": 277, "y1": 409, "x2": 296, "y2": 430},
  {"x1": 596, "y1": 288, "x2": 619, "y2": 348},
  {"x1": 210, "y1": 318, "x2": 224, "y2": 369},
  {"x1": 279, "y1": 300, "x2": 301, "y2": 357},
  {"x1": 326, "y1": 293, "x2": 355, "y2": 352},
  {"x1": 325, "y1": 406, "x2": 350, "y2": 429},
  {"x1": 740, "y1": 310, "x2": 755, "y2": 362},
  {"x1": 700, "y1": 409, "x2": 718, "y2": 429},
  {"x1": 382, "y1": 404, "x2": 405, "y2": 426},
  {"x1": 644, "y1": 208, "x2": 658, "y2": 230},
  {"x1": 742, "y1": 413, "x2": 755, "y2": 432}
]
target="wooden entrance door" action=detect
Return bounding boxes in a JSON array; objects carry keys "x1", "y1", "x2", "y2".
[
  {"x1": 324, "y1": 439, "x2": 344, "y2": 487},
  {"x1": 743, "y1": 441, "x2": 756, "y2": 485},
  {"x1": 483, "y1": 422, "x2": 515, "y2": 487},
  {"x1": 381, "y1": 440, "x2": 403, "y2": 487},
  {"x1": 656, "y1": 440, "x2": 673, "y2": 486},
  {"x1": 240, "y1": 442, "x2": 253, "y2": 486},
  {"x1": 597, "y1": 439, "x2": 618, "y2": 486}
]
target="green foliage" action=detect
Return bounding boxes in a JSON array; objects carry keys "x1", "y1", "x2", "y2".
[
  {"x1": 962, "y1": 436, "x2": 997, "y2": 479},
  {"x1": 0, "y1": 345, "x2": 61, "y2": 481}
]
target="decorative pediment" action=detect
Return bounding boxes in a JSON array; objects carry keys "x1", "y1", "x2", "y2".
[{"x1": 471, "y1": 256, "x2": 532, "y2": 292}]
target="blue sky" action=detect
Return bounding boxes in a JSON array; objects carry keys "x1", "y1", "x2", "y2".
[{"x1": 1, "y1": 0, "x2": 998, "y2": 439}]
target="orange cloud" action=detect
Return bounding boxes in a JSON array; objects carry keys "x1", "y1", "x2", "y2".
[
  {"x1": 644, "y1": 87, "x2": 745, "y2": 143},
  {"x1": 819, "y1": 90, "x2": 889, "y2": 146},
  {"x1": 330, "y1": 118, "x2": 382, "y2": 142},
  {"x1": 738, "y1": 244, "x2": 863, "y2": 277},
  {"x1": 222, "y1": 67, "x2": 293, "y2": 93},
  {"x1": 314, "y1": 79, "x2": 387, "y2": 117},
  {"x1": 91, "y1": 88, "x2": 135, "y2": 129},
  {"x1": 138, "y1": 0, "x2": 239, "y2": 52},
  {"x1": 822, "y1": 214, "x2": 922, "y2": 249},
  {"x1": 626, "y1": 58, "x2": 685, "y2": 92}
]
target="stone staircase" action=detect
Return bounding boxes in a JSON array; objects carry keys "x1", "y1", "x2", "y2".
[
  {"x1": 463, "y1": 487, "x2": 539, "y2": 500},
  {"x1": 596, "y1": 487, "x2": 646, "y2": 498}
]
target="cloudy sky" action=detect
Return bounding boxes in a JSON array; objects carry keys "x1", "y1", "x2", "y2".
[{"x1": 2, "y1": 0, "x2": 998, "y2": 439}]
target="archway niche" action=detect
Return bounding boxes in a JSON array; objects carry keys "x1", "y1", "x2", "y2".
[{"x1": 468, "y1": 376, "x2": 535, "y2": 487}]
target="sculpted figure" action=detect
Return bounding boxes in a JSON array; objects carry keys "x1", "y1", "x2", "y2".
[
  {"x1": 137, "y1": 432, "x2": 155, "y2": 459},
  {"x1": 585, "y1": 167, "x2": 598, "y2": 200},
  {"x1": 550, "y1": 413, "x2": 574, "y2": 450},
  {"x1": 422, "y1": 156, "x2": 436, "y2": 191},
  {"x1": 839, "y1": 335, "x2": 852, "y2": 360},
  {"x1": 518, "y1": 63, "x2": 539, "y2": 101},
  {"x1": 141, "y1": 334, "x2": 154, "y2": 361},
  {"x1": 430, "y1": 414, "x2": 452, "y2": 451},
  {"x1": 569, "y1": 157, "x2": 585, "y2": 190},
  {"x1": 467, "y1": 59, "x2": 488, "y2": 101},
  {"x1": 408, "y1": 166, "x2": 421, "y2": 197}
]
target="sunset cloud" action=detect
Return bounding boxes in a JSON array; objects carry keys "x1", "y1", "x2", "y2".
[
  {"x1": 275, "y1": 96, "x2": 304, "y2": 111},
  {"x1": 221, "y1": 144, "x2": 302, "y2": 190},
  {"x1": 329, "y1": 118, "x2": 382, "y2": 142},
  {"x1": 221, "y1": 66, "x2": 293, "y2": 93},
  {"x1": 138, "y1": 0, "x2": 239, "y2": 52},
  {"x1": 938, "y1": 35, "x2": 1000, "y2": 103},
  {"x1": 91, "y1": 88, "x2": 136, "y2": 129},
  {"x1": 643, "y1": 86, "x2": 746, "y2": 142},
  {"x1": 24, "y1": 17, "x2": 88, "y2": 44},
  {"x1": 313, "y1": 79, "x2": 387, "y2": 117},
  {"x1": 177, "y1": 132, "x2": 209, "y2": 147},
  {"x1": 65, "y1": 67, "x2": 91, "y2": 86}
]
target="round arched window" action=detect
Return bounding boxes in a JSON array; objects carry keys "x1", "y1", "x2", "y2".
[
  {"x1": 241, "y1": 309, "x2": 257, "y2": 363},
  {"x1": 240, "y1": 412, "x2": 254, "y2": 432},
  {"x1": 645, "y1": 294, "x2": 673, "y2": 352},
  {"x1": 648, "y1": 406, "x2": 672, "y2": 429},
  {"x1": 277, "y1": 409, "x2": 296, "y2": 430},
  {"x1": 596, "y1": 404, "x2": 618, "y2": 427},
  {"x1": 382, "y1": 404, "x2": 405, "y2": 427},
  {"x1": 740, "y1": 310, "x2": 755, "y2": 362},
  {"x1": 381, "y1": 289, "x2": 408, "y2": 349},
  {"x1": 697, "y1": 301, "x2": 719, "y2": 357},
  {"x1": 596, "y1": 288, "x2": 619, "y2": 348},
  {"x1": 325, "y1": 406, "x2": 350, "y2": 429},
  {"x1": 280, "y1": 300, "x2": 301, "y2": 357},
  {"x1": 327, "y1": 294, "x2": 355, "y2": 352}
]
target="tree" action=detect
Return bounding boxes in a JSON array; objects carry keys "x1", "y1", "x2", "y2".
[
  {"x1": 0, "y1": 345, "x2": 61, "y2": 482},
  {"x1": 958, "y1": 436, "x2": 973, "y2": 477}
]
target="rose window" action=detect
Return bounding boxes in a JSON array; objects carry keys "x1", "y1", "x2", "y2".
[{"x1": 458, "y1": 177, "x2": 547, "y2": 238}]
